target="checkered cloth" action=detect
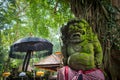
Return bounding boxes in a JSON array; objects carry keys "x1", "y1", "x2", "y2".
[{"x1": 57, "y1": 66, "x2": 105, "y2": 80}]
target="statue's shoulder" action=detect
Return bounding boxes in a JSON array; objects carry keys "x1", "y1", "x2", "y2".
[{"x1": 88, "y1": 34, "x2": 99, "y2": 43}]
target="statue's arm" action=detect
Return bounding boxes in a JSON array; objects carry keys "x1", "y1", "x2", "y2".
[{"x1": 93, "y1": 35, "x2": 103, "y2": 68}]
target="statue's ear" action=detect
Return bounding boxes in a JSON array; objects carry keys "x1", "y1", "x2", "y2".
[{"x1": 61, "y1": 36, "x2": 65, "y2": 43}]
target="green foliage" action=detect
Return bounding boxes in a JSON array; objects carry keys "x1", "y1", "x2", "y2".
[
  {"x1": 0, "y1": 0, "x2": 74, "y2": 72},
  {"x1": 101, "y1": 1, "x2": 120, "y2": 50}
]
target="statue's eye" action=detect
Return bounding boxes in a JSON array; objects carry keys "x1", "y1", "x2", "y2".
[{"x1": 79, "y1": 30, "x2": 85, "y2": 35}]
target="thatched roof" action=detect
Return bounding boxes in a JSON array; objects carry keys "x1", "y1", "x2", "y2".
[{"x1": 34, "y1": 52, "x2": 63, "y2": 71}]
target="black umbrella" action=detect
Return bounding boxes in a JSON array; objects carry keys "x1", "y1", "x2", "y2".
[{"x1": 9, "y1": 37, "x2": 53, "y2": 72}]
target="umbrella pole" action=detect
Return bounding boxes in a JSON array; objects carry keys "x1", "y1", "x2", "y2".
[
  {"x1": 22, "y1": 52, "x2": 28, "y2": 71},
  {"x1": 22, "y1": 50, "x2": 31, "y2": 72},
  {"x1": 25, "y1": 51, "x2": 31, "y2": 71}
]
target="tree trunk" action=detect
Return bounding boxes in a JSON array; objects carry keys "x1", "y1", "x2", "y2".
[
  {"x1": 68, "y1": 0, "x2": 120, "y2": 80},
  {"x1": 112, "y1": 0, "x2": 120, "y2": 8}
]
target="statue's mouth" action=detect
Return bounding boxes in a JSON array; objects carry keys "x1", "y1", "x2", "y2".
[
  {"x1": 70, "y1": 32, "x2": 81, "y2": 43},
  {"x1": 71, "y1": 33, "x2": 80, "y2": 39}
]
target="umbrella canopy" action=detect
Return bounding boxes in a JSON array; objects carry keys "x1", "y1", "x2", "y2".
[
  {"x1": 9, "y1": 37, "x2": 53, "y2": 72},
  {"x1": 10, "y1": 37, "x2": 53, "y2": 52},
  {"x1": 34, "y1": 52, "x2": 63, "y2": 71},
  {"x1": 9, "y1": 37, "x2": 53, "y2": 58}
]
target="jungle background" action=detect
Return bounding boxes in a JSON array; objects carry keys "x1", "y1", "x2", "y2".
[{"x1": 0, "y1": 0, "x2": 120, "y2": 80}]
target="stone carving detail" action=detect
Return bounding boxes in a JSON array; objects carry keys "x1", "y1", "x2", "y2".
[{"x1": 60, "y1": 19, "x2": 103, "y2": 71}]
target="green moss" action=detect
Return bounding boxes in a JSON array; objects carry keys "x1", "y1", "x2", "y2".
[{"x1": 61, "y1": 19, "x2": 103, "y2": 70}]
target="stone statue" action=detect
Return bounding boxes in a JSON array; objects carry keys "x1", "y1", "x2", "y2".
[{"x1": 57, "y1": 19, "x2": 105, "y2": 80}]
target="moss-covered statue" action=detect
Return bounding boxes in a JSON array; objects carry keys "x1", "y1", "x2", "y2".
[{"x1": 57, "y1": 19, "x2": 105, "y2": 80}]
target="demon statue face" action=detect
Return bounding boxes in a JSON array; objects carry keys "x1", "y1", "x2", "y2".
[{"x1": 61, "y1": 19, "x2": 103, "y2": 71}]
